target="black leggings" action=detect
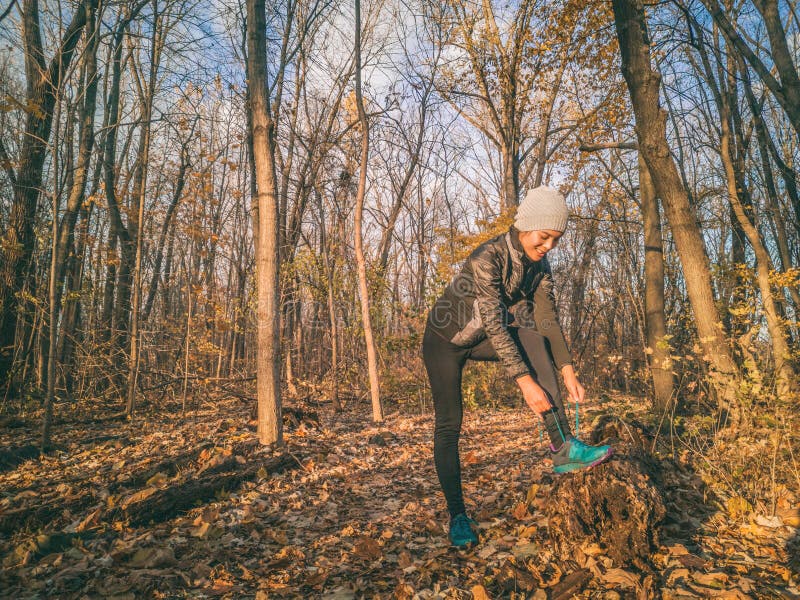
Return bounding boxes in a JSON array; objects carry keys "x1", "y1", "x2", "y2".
[{"x1": 422, "y1": 320, "x2": 572, "y2": 518}]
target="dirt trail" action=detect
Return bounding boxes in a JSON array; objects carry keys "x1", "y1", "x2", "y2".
[{"x1": 0, "y1": 397, "x2": 796, "y2": 598}]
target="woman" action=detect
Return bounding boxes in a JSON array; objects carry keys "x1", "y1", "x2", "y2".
[{"x1": 422, "y1": 185, "x2": 613, "y2": 548}]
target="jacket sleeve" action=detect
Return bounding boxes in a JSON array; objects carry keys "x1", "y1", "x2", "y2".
[
  {"x1": 470, "y1": 247, "x2": 530, "y2": 380},
  {"x1": 532, "y1": 259, "x2": 572, "y2": 369}
]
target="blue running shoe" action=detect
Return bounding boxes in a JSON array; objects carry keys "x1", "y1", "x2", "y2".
[
  {"x1": 448, "y1": 513, "x2": 479, "y2": 548},
  {"x1": 550, "y1": 436, "x2": 613, "y2": 473}
]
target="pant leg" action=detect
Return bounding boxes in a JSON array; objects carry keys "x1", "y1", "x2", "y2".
[
  {"x1": 423, "y1": 321, "x2": 469, "y2": 518},
  {"x1": 468, "y1": 327, "x2": 572, "y2": 443},
  {"x1": 514, "y1": 327, "x2": 572, "y2": 442}
]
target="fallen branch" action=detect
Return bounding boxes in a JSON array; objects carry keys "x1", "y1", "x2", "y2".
[{"x1": 118, "y1": 452, "x2": 297, "y2": 528}]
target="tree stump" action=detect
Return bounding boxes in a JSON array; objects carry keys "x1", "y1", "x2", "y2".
[{"x1": 545, "y1": 415, "x2": 666, "y2": 570}]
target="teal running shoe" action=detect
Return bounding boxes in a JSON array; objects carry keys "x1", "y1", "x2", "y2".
[
  {"x1": 448, "y1": 513, "x2": 479, "y2": 548},
  {"x1": 550, "y1": 436, "x2": 613, "y2": 473}
]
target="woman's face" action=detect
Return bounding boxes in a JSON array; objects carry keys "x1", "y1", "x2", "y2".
[{"x1": 519, "y1": 229, "x2": 563, "y2": 262}]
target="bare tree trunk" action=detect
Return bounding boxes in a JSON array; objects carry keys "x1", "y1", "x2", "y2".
[
  {"x1": 501, "y1": 145, "x2": 520, "y2": 209},
  {"x1": 101, "y1": 2, "x2": 149, "y2": 375},
  {"x1": 611, "y1": 0, "x2": 740, "y2": 415},
  {"x1": 43, "y1": 75, "x2": 65, "y2": 452},
  {"x1": 699, "y1": 0, "x2": 800, "y2": 137},
  {"x1": 100, "y1": 231, "x2": 118, "y2": 345},
  {"x1": 690, "y1": 23, "x2": 797, "y2": 395},
  {"x1": 142, "y1": 133, "x2": 193, "y2": 321},
  {"x1": 314, "y1": 187, "x2": 342, "y2": 411},
  {"x1": 0, "y1": 0, "x2": 92, "y2": 389},
  {"x1": 246, "y1": 0, "x2": 283, "y2": 445},
  {"x1": 127, "y1": 0, "x2": 162, "y2": 417},
  {"x1": 717, "y1": 104, "x2": 796, "y2": 395},
  {"x1": 354, "y1": 0, "x2": 382, "y2": 423},
  {"x1": 639, "y1": 155, "x2": 673, "y2": 413},
  {"x1": 737, "y1": 59, "x2": 800, "y2": 315}
]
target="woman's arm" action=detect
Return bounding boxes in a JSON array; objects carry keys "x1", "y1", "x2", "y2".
[{"x1": 470, "y1": 247, "x2": 529, "y2": 380}]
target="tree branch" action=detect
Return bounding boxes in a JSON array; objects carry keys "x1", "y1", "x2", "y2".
[{"x1": 0, "y1": 137, "x2": 17, "y2": 187}]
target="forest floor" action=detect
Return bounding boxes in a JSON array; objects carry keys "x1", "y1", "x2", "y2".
[{"x1": 0, "y1": 393, "x2": 797, "y2": 599}]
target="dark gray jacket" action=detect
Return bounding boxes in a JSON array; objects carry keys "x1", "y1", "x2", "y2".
[{"x1": 427, "y1": 227, "x2": 572, "y2": 379}]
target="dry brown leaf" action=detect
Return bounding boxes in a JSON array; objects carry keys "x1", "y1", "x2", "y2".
[
  {"x1": 753, "y1": 514, "x2": 782, "y2": 528},
  {"x1": 676, "y1": 553, "x2": 709, "y2": 569},
  {"x1": 726, "y1": 496, "x2": 752, "y2": 520},
  {"x1": 463, "y1": 451, "x2": 479, "y2": 465},
  {"x1": 666, "y1": 543, "x2": 690, "y2": 556},
  {"x1": 511, "y1": 542, "x2": 538, "y2": 560},
  {"x1": 471, "y1": 584, "x2": 491, "y2": 600},
  {"x1": 397, "y1": 550, "x2": 413, "y2": 569},
  {"x1": 666, "y1": 568, "x2": 690, "y2": 586},
  {"x1": 691, "y1": 571, "x2": 729, "y2": 587},
  {"x1": 512, "y1": 502, "x2": 529, "y2": 520},
  {"x1": 353, "y1": 536, "x2": 382, "y2": 561},
  {"x1": 777, "y1": 506, "x2": 800, "y2": 527},
  {"x1": 269, "y1": 545, "x2": 306, "y2": 567},
  {"x1": 145, "y1": 471, "x2": 168, "y2": 487},
  {"x1": 600, "y1": 567, "x2": 641, "y2": 589},
  {"x1": 76, "y1": 507, "x2": 103, "y2": 532},
  {"x1": 706, "y1": 590, "x2": 753, "y2": 600},
  {"x1": 127, "y1": 547, "x2": 175, "y2": 568},
  {"x1": 394, "y1": 583, "x2": 414, "y2": 600},
  {"x1": 581, "y1": 542, "x2": 605, "y2": 557},
  {"x1": 119, "y1": 486, "x2": 157, "y2": 510},
  {"x1": 525, "y1": 484, "x2": 540, "y2": 506}
]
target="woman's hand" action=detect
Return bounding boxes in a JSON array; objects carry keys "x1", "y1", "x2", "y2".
[
  {"x1": 561, "y1": 364, "x2": 585, "y2": 404},
  {"x1": 516, "y1": 374, "x2": 554, "y2": 414}
]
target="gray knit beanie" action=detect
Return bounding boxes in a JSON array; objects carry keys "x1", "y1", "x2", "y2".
[{"x1": 514, "y1": 185, "x2": 570, "y2": 232}]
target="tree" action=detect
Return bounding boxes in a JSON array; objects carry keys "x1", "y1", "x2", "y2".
[
  {"x1": 354, "y1": 0, "x2": 383, "y2": 423},
  {"x1": 438, "y1": 0, "x2": 615, "y2": 209},
  {"x1": 610, "y1": 0, "x2": 742, "y2": 416},
  {"x1": 686, "y1": 18, "x2": 797, "y2": 395},
  {"x1": 246, "y1": 0, "x2": 282, "y2": 445},
  {"x1": 698, "y1": 0, "x2": 800, "y2": 138},
  {"x1": 0, "y1": 0, "x2": 95, "y2": 392}
]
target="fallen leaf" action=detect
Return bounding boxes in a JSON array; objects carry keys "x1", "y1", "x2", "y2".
[
  {"x1": 269, "y1": 545, "x2": 305, "y2": 567},
  {"x1": 211, "y1": 578, "x2": 234, "y2": 592},
  {"x1": 677, "y1": 553, "x2": 709, "y2": 569},
  {"x1": 145, "y1": 471, "x2": 168, "y2": 487},
  {"x1": 666, "y1": 568, "x2": 690, "y2": 586},
  {"x1": 753, "y1": 514, "x2": 782, "y2": 528},
  {"x1": 581, "y1": 542, "x2": 605, "y2": 557},
  {"x1": 471, "y1": 584, "x2": 491, "y2": 600},
  {"x1": 76, "y1": 507, "x2": 103, "y2": 532},
  {"x1": 525, "y1": 484, "x2": 540, "y2": 505},
  {"x1": 128, "y1": 547, "x2": 175, "y2": 568},
  {"x1": 691, "y1": 571, "x2": 728, "y2": 588},
  {"x1": 353, "y1": 536, "x2": 382, "y2": 561},
  {"x1": 666, "y1": 543, "x2": 690, "y2": 556},
  {"x1": 512, "y1": 542, "x2": 538, "y2": 560},
  {"x1": 398, "y1": 550, "x2": 413, "y2": 569},
  {"x1": 512, "y1": 502, "x2": 529, "y2": 520},
  {"x1": 119, "y1": 487, "x2": 157, "y2": 510},
  {"x1": 726, "y1": 496, "x2": 752, "y2": 519},
  {"x1": 463, "y1": 451, "x2": 479, "y2": 465},
  {"x1": 600, "y1": 568, "x2": 641, "y2": 589},
  {"x1": 550, "y1": 568, "x2": 592, "y2": 600},
  {"x1": 777, "y1": 507, "x2": 800, "y2": 527}
]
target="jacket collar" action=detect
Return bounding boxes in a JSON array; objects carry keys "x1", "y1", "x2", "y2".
[{"x1": 508, "y1": 226, "x2": 533, "y2": 265}]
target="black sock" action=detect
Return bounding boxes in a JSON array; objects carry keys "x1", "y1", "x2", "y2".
[{"x1": 542, "y1": 406, "x2": 572, "y2": 449}]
